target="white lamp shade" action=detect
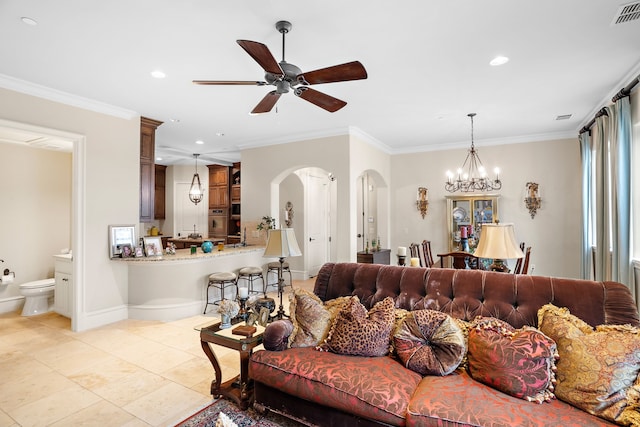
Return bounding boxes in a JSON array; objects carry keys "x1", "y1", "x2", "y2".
[
  {"x1": 263, "y1": 228, "x2": 302, "y2": 258},
  {"x1": 474, "y1": 223, "x2": 524, "y2": 259}
]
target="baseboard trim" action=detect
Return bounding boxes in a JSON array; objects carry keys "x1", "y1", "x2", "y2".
[
  {"x1": 75, "y1": 304, "x2": 128, "y2": 332},
  {"x1": 128, "y1": 301, "x2": 204, "y2": 321},
  {"x1": 0, "y1": 296, "x2": 24, "y2": 314}
]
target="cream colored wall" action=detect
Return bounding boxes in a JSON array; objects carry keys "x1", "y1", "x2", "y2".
[
  {"x1": 0, "y1": 87, "x2": 139, "y2": 329},
  {"x1": 242, "y1": 135, "x2": 353, "y2": 262},
  {"x1": 391, "y1": 137, "x2": 581, "y2": 278},
  {"x1": 0, "y1": 143, "x2": 71, "y2": 304}
]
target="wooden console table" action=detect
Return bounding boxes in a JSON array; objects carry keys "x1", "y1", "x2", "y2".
[
  {"x1": 357, "y1": 249, "x2": 391, "y2": 265},
  {"x1": 197, "y1": 321, "x2": 265, "y2": 409}
]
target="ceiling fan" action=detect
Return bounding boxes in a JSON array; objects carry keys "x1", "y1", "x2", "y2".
[{"x1": 193, "y1": 20, "x2": 368, "y2": 114}]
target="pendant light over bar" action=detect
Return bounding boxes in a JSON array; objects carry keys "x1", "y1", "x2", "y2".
[{"x1": 189, "y1": 153, "x2": 204, "y2": 205}]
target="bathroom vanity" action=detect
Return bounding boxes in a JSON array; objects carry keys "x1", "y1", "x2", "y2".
[{"x1": 53, "y1": 254, "x2": 73, "y2": 318}]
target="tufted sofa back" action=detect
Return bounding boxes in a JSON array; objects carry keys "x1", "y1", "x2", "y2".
[{"x1": 314, "y1": 263, "x2": 639, "y2": 329}]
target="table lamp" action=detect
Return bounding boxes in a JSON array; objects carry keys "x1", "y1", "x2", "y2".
[
  {"x1": 263, "y1": 228, "x2": 302, "y2": 319},
  {"x1": 473, "y1": 223, "x2": 524, "y2": 273}
]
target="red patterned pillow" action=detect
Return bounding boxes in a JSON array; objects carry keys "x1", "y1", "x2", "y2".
[
  {"x1": 467, "y1": 320, "x2": 558, "y2": 403},
  {"x1": 393, "y1": 310, "x2": 465, "y2": 376},
  {"x1": 319, "y1": 297, "x2": 395, "y2": 357}
]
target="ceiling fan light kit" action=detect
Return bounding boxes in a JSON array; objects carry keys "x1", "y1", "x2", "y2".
[{"x1": 193, "y1": 20, "x2": 367, "y2": 114}]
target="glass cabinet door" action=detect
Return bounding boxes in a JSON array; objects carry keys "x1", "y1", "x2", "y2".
[{"x1": 446, "y1": 195, "x2": 499, "y2": 252}]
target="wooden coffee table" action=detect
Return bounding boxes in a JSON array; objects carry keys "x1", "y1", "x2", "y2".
[{"x1": 197, "y1": 320, "x2": 265, "y2": 409}]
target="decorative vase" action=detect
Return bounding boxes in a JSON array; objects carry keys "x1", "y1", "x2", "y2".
[
  {"x1": 220, "y1": 314, "x2": 232, "y2": 329},
  {"x1": 201, "y1": 240, "x2": 213, "y2": 253}
]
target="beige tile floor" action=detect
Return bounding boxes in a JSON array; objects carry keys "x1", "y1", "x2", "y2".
[{"x1": 0, "y1": 278, "x2": 315, "y2": 427}]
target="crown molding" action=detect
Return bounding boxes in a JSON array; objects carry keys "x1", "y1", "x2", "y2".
[{"x1": 0, "y1": 73, "x2": 138, "y2": 120}]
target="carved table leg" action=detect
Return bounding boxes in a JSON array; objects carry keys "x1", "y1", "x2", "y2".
[{"x1": 201, "y1": 340, "x2": 222, "y2": 396}]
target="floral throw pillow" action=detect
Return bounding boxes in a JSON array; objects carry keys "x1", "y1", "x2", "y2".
[
  {"x1": 319, "y1": 297, "x2": 395, "y2": 357},
  {"x1": 393, "y1": 309, "x2": 466, "y2": 376},
  {"x1": 538, "y1": 304, "x2": 640, "y2": 423},
  {"x1": 467, "y1": 318, "x2": 558, "y2": 403}
]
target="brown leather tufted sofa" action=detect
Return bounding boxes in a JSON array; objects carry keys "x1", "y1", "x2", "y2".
[{"x1": 250, "y1": 263, "x2": 640, "y2": 427}]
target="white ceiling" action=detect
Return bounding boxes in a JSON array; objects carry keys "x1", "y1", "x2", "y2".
[{"x1": 1, "y1": 1, "x2": 639, "y2": 165}]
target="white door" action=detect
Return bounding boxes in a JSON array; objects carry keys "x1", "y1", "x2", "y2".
[
  {"x1": 307, "y1": 173, "x2": 329, "y2": 276},
  {"x1": 176, "y1": 183, "x2": 207, "y2": 237}
]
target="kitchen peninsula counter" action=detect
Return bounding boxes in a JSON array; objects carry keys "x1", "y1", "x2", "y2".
[{"x1": 121, "y1": 245, "x2": 269, "y2": 321}]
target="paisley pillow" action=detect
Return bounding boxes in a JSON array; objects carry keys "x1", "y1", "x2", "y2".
[
  {"x1": 288, "y1": 288, "x2": 353, "y2": 348},
  {"x1": 319, "y1": 297, "x2": 395, "y2": 357},
  {"x1": 467, "y1": 318, "x2": 558, "y2": 403},
  {"x1": 393, "y1": 310, "x2": 465, "y2": 376},
  {"x1": 538, "y1": 304, "x2": 640, "y2": 423}
]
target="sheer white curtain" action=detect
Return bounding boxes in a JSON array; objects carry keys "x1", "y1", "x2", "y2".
[{"x1": 580, "y1": 97, "x2": 633, "y2": 289}]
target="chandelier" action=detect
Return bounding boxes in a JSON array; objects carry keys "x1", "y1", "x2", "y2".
[
  {"x1": 445, "y1": 113, "x2": 501, "y2": 193},
  {"x1": 189, "y1": 153, "x2": 204, "y2": 205}
]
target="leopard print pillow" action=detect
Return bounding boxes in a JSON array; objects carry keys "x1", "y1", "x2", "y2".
[{"x1": 319, "y1": 296, "x2": 395, "y2": 357}]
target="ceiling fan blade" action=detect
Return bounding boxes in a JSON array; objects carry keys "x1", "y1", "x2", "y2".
[
  {"x1": 297, "y1": 61, "x2": 367, "y2": 85},
  {"x1": 237, "y1": 40, "x2": 283, "y2": 77},
  {"x1": 251, "y1": 91, "x2": 281, "y2": 114},
  {"x1": 294, "y1": 87, "x2": 347, "y2": 112},
  {"x1": 193, "y1": 80, "x2": 268, "y2": 86}
]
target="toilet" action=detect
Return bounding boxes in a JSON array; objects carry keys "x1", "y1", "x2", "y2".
[{"x1": 19, "y1": 278, "x2": 55, "y2": 316}]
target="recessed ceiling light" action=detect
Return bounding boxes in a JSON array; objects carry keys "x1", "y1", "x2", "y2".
[
  {"x1": 489, "y1": 56, "x2": 509, "y2": 66},
  {"x1": 195, "y1": 140, "x2": 204, "y2": 145},
  {"x1": 151, "y1": 70, "x2": 166, "y2": 79},
  {"x1": 21, "y1": 17, "x2": 38, "y2": 26},
  {"x1": 170, "y1": 118, "x2": 180, "y2": 123},
  {"x1": 156, "y1": 157, "x2": 163, "y2": 161},
  {"x1": 216, "y1": 132, "x2": 225, "y2": 137}
]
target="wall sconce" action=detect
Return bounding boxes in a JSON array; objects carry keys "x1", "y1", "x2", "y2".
[
  {"x1": 284, "y1": 201, "x2": 294, "y2": 227},
  {"x1": 524, "y1": 182, "x2": 541, "y2": 219},
  {"x1": 416, "y1": 187, "x2": 429, "y2": 219}
]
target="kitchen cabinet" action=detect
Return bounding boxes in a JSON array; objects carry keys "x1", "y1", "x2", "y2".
[
  {"x1": 154, "y1": 164, "x2": 167, "y2": 219},
  {"x1": 53, "y1": 254, "x2": 73, "y2": 318},
  {"x1": 140, "y1": 117, "x2": 163, "y2": 222},
  {"x1": 445, "y1": 194, "x2": 499, "y2": 252},
  {"x1": 228, "y1": 162, "x2": 241, "y2": 241}
]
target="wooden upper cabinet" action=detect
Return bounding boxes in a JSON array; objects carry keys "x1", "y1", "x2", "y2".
[
  {"x1": 207, "y1": 165, "x2": 230, "y2": 209},
  {"x1": 140, "y1": 117, "x2": 163, "y2": 222},
  {"x1": 154, "y1": 164, "x2": 167, "y2": 220}
]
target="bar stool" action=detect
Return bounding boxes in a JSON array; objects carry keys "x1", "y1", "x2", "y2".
[
  {"x1": 265, "y1": 261, "x2": 293, "y2": 295},
  {"x1": 204, "y1": 272, "x2": 237, "y2": 314},
  {"x1": 236, "y1": 266, "x2": 264, "y2": 296}
]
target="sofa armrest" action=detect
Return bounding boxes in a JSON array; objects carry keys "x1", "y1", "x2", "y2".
[{"x1": 263, "y1": 319, "x2": 294, "y2": 351}]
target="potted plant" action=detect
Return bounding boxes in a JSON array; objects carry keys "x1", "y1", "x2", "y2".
[{"x1": 257, "y1": 215, "x2": 276, "y2": 231}]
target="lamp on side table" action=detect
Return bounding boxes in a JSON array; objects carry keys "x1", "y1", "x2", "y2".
[
  {"x1": 263, "y1": 228, "x2": 302, "y2": 320},
  {"x1": 474, "y1": 223, "x2": 524, "y2": 273}
]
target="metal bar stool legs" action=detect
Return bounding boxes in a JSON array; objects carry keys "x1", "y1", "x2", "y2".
[
  {"x1": 236, "y1": 266, "x2": 264, "y2": 296},
  {"x1": 204, "y1": 272, "x2": 237, "y2": 314},
  {"x1": 265, "y1": 261, "x2": 292, "y2": 296}
]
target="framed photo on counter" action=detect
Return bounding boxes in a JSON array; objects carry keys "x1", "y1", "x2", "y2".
[
  {"x1": 144, "y1": 236, "x2": 163, "y2": 256},
  {"x1": 109, "y1": 225, "x2": 136, "y2": 259}
]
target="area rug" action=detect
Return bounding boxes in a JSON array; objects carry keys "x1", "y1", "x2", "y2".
[{"x1": 173, "y1": 398, "x2": 303, "y2": 427}]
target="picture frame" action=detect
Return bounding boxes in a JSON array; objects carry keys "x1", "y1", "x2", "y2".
[
  {"x1": 109, "y1": 225, "x2": 136, "y2": 259},
  {"x1": 120, "y1": 244, "x2": 133, "y2": 258},
  {"x1": 134, "y1": 246, "x2": 144, "y2": 258},
  {"x1": 144, "y1": 236, "x2": 163, "y2": 257}
]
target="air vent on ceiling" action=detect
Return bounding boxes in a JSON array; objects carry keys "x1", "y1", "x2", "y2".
[
  {"x1": 612, "y1": 1, "x2": 640, "y2": 25},
  {"x1": 555, "y1": 114, "x2": 572, "y2": 121}
]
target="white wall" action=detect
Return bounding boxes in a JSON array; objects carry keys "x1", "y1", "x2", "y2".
[
  {"x1": 242, "y1": 134, "x2": 354, "y2": 262},
  {"x1": 391, "y1": 137, "x2": 581, "y2": 278},
  {"x1": 0, "y1": 87, "x2": 139, "y2": 330},
  {"x1": 0, "y1": 143, "x2": 71, "y2": 308}
]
